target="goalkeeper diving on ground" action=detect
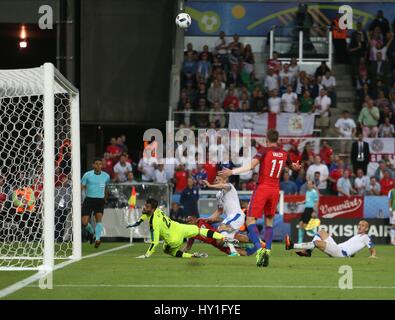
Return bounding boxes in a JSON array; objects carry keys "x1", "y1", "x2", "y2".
[{"x1": 127, "y1": 198, "x2": 238, "y2": 258}]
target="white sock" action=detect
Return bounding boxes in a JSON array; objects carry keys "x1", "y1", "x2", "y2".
[
  {"x1": 312, "y1": 234, "x2": 321, "y2": 242},
  {"x1": 293, "y1": 242, "x2": 315, "y2": 250},
  {"x1": 391, "y1": 228, "x2": 395, "y2": 242},
  {"x1": 221, "y1": 231, "x2": 237, "y2": 254}
]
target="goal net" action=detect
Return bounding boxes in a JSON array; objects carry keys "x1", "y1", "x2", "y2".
[{"x1": 0, "y1": 63, "x2": 81, "y2": 271}]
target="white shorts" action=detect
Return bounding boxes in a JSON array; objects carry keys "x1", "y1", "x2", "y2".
[
  {"x1": 323, "y1": 236, "x2": 348, "y2": 258},
  {"x1": 220, "y1": 213, "x2": 245, "y2": 238},
  {"x1": 390, "y1": 210, "x2": 395, "y2": 225}
]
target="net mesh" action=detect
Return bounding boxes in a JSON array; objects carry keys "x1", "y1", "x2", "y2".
[{"x1": 0, "y1": 67, "x2": 75, "y2": 269}]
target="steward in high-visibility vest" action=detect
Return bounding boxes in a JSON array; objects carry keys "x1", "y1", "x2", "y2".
[
  {"x1": 331, "y1": 14, "x2": 349, "y2": 63},
  {"x1": 332, "y1": 17, "x2": 347, "y2": 39},
  {"x1": 12, "y1": 187, "x2": 35, "y2": 213}
]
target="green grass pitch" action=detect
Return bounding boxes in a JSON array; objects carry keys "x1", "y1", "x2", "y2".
[{"x1": 0, "y1": 242, "x2": 394, "y2": 300}]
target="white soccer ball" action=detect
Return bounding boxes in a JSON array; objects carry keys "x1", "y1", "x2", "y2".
[{"x1": 175, "y1": 12, "x2": 192, "y2": 29}]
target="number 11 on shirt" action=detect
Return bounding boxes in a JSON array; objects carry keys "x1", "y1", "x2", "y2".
[{"x1": 269, "y1": 160, "x2": 284, "y2": 178}]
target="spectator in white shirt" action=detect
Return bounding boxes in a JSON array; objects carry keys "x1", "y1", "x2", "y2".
[
  {"x1": 335, "y1": 110, "x2": 357, "y2": 154},
  {"x1": 370, "y1": 32, "x2": 393, "y2": 61},
  {"x1": 153, "y1": 163, "x2": 169, "y2": 183},
  {"x1": 268, "y1": 89, "x2": 282, "y2": 114},
  {"x1": 321, "y1": 71, "x2": 337, "y2": 108},
  {"x1": 306, "y1": 155, "x2": 329, "y2": 194},
  {"x1": 354, "y1": 168, "x2": 370, "y2": 195},
  {"x1": 279, "y1": 63, "x2": 295, "y2": 85},
  {"x1": 314, "y1": 89, "x2": 331, "y2": 136},
  {"x1": 113, "y1": 154, "x2": 133, "y2": 183},
  {"x1": 288, "y1": 57, "x2": 300, "y2": 77},
  {"x1": 138, "y1": 154, "x2": 158, "y2": 182},
  {"x1": 164, "y1": 156, "x2": 179, "y2": 182},
  {"x1": 264, "y1": 69, "x2": 279, "y2": 92},
  {"x1": 281, "y1": 85, "x2": 299, "y2": 113},
  {"x1": 208, "y1": 79, "x2": 226, "y2": 105}
]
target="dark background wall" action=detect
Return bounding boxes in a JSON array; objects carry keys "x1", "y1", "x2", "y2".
[{"x1": 80, "y1": 0, "x2": 176, "y2": 127}]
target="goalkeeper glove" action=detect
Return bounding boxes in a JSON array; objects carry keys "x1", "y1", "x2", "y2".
[
  {"x1": 136, "y1": 254, "x2": 149, "y2": 259},
  {"x1": 127, "y1": 220, "x2": 142, "y2": 228}
]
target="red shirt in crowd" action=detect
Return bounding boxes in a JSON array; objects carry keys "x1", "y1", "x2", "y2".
[
  {"x1": 102, "y1": 159, "x2": 114, "y2": 178},
  {"x1": 174, "y1": 170, "x2": 188, "y2": 193},
  {"x1": 204, "y1": 163, "x2": 217, "y2": 183},
  {"x1": 319, "y1": 146, "x2": 333, "y2": 165},
  {"x1": 223, "y1": 95, "x2": 240, "y2": 110},
  {"x1": 289, "y1": 149, "x2": 302, "y2": 164},
  {"x1": 380, "y1": 177, "x2": 395, "y2": 195},
  {"x1": 106, "y1": 145, "x2": 122, "y2": 155}
]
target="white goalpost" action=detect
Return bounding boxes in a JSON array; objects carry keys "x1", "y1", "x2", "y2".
[{"x1": 0, "y1": 63, "x2": 81, "y2": 271}]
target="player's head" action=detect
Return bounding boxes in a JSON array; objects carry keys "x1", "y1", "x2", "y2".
[
  {"x1": 143, "y1": 198, "x2": 158, "y2": 215},
  {"x1": 186, "y1": 215, "x2": 198, "y2": 225},
  {"x1": 92, "y1": 158, "x2": 103, "y2": 172},
  {"x1": 307, "y1": 180, "x2": 314, "y2": 190},
  {"x1": 357, "y1": 220, "x2": 370, "y2": 234},
  {"x1": 266, "y1": 129, "x2": 279, "y2": 145},
  {"x1": 215, "y1": 174, "x2": 228, "y2": 184}
]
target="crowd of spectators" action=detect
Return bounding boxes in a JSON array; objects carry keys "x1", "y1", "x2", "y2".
[
  {"x1": 349, "y1": 11, "x2": 395, "y2": 137},
  {"x1": 177, "y1": 31, "x2": 344, "y2": 137}
]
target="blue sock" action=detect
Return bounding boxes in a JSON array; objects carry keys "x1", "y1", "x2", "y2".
[
  {"x1": 95, "y1": 223, "x2": 103, "y2": 241},
  {"x1": 246, "y1": 224, "x2": 262, "y2": 255},
  {"x1": 264, "y1": 226, "x2": 273, "y2": 250},
  {"x1": 298, "y1": 228, "x2": 304, "y2": 243},
  {"x1": 85, "y1": 223, "x2": 94, "y2": 235}
]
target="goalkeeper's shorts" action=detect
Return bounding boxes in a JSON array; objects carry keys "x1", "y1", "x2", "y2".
[{"x1": 163, "y1": 224, "x2": 200, "y2": 256}]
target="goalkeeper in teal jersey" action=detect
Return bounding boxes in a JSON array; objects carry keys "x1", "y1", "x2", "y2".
[{"x1": 127, "y1": 198, "x2": 236, "y2": 258}]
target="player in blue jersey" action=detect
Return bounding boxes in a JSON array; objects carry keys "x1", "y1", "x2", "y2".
[{"x1": 81, "y1": 158, "x2": 110, "y2": 248}]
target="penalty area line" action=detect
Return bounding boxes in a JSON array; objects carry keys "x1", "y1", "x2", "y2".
[{"x1": 0, "y1": 243, "x2": 133, "y2": 299}]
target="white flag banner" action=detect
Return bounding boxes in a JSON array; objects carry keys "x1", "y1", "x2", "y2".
[
  {"x1": 229, "y1": 112, "x2": 315, "y2": 137},
  {"x1": 276, "y1": 113, "x2": 316, "y2": 137},
  {"x1": 228, "y1": 112, "x2": 268, "y2": 135},
  {"x1": 365, "y1": 138, "x2": 395, "y2": 154}
]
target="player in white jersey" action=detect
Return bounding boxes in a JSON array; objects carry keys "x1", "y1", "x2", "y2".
[
  {"x1": 203, "y1": 175, "x2": 246, "y2": 256},
  {"x1": 284, "y1": 220, "x2": 377, "y2": 258}
]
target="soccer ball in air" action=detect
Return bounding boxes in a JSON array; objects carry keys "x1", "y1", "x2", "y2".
[{"x1": 175, "y1": 13, "x2": 192, "y2": 29}]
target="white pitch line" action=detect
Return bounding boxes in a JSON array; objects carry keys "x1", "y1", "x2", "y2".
[
  {"x1": 0, "y1": 243, "x2": 133, "y2": 299},
  {"x1": 25, "y1": 284, "x2": 395, "y2": 289}
]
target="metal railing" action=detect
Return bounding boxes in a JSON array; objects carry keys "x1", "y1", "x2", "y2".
[{"x1": 269, "y1": 26, "x2": 332, "y2": 68}]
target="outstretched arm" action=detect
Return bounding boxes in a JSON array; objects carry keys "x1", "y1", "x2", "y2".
[
  {"x1": 202, "y1": 180, "x2": 231, "y2": 190},
  {"x1": 219, "y1": 159, "x2": 260, "y2": 176},
  {"x1": 206, "y1": 208, "x2": 223, "y2": 223}
]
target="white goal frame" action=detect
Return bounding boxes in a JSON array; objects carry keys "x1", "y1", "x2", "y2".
[{"x1": 0, "y1": 63, "x2": 81, "y2": 271}]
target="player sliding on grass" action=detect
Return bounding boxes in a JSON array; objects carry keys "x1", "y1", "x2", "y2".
[
  {"x1": 285, "y1": 220, "x2": 377, "y2": 258},
  {"x1": 127, "y1": 198, "x2": 238, "y2": 259},
  {"x1": 201, "y1": 175, "x2": 246, "y2": 256},
  {"x1": 182, "y1": 216, "x2": 250, "y2": 256},
  {"x1": 220, "y1": 129, "x2": 301, "y2": 267}
]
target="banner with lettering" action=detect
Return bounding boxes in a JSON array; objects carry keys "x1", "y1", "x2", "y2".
[
  {"x1": 228, "y1": 113, "x2": 315, "y2": 137},
  {"x1": 318, "y1": 196, "x2": 364, "y2": 219}
]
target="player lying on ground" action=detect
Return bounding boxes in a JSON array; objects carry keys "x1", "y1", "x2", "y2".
[
  {"x1": 219, "y1": 129, "x2": 301, "y2": 267},
  {"x1": 127, "y1": 198, "x2": 237, "y2": 258},
  {"x1": 182, "y1": 216, "x2": 250, "y2": 256},
  {"x1": 285, "y1": 220, "x2": 377, "y2": 258},
  {"x1": 201, "y1": 175, "x2": 247, "y2": 256}
]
